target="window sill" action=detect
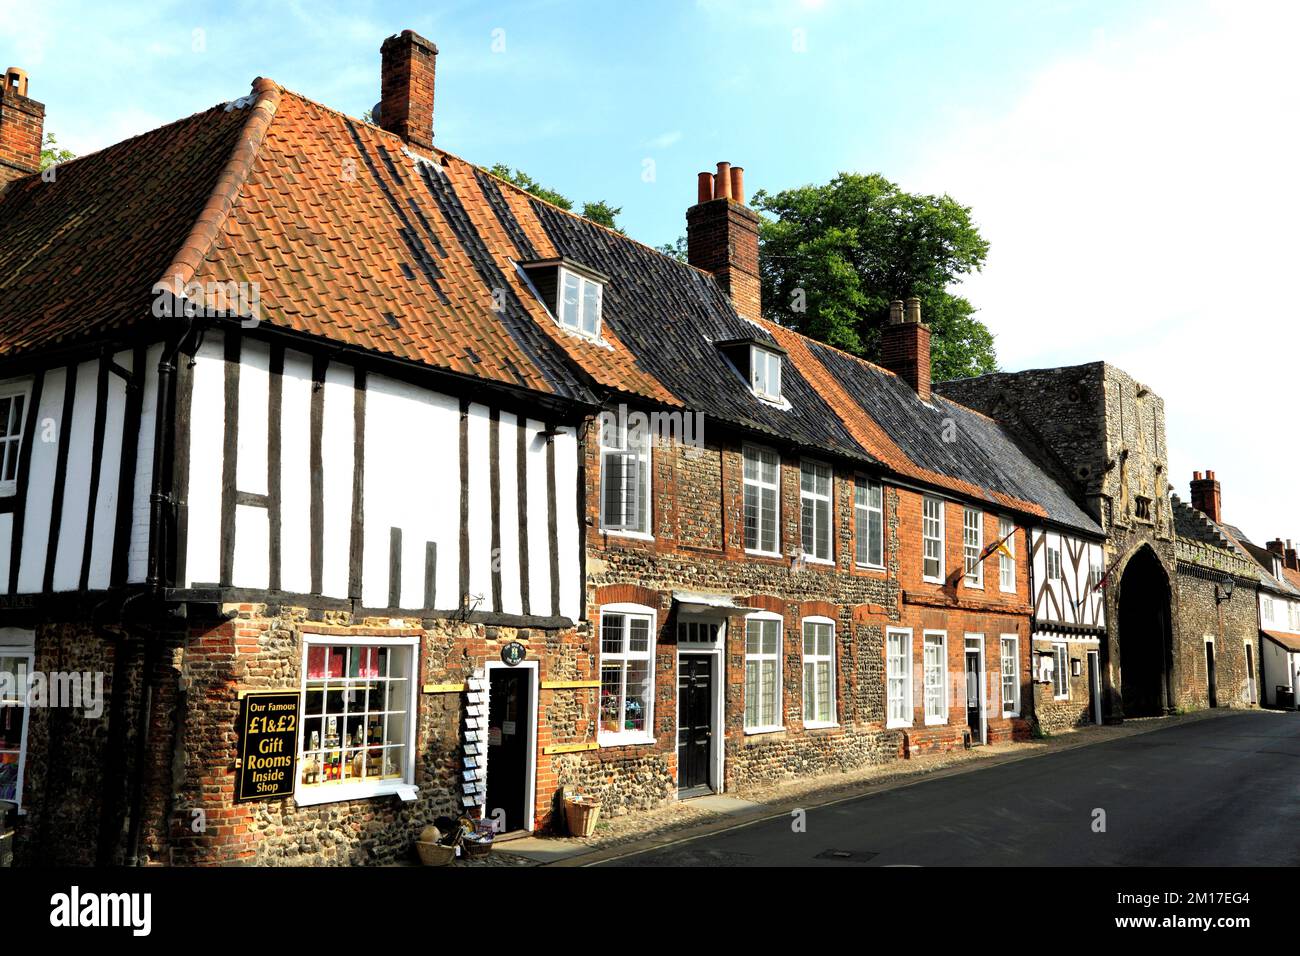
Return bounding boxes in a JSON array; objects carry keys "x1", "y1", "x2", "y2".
[
  {"x1": 1053, "y1": 695, "x2": 1070, "y2": 702},
  {"x1": 599, "y1": 734, "x2": 656, "y2": 748},
  {"x1": 802, "y1": 720, "x2": 838, "y2": 731},
  {"x1": 602, "y1": 529, "x2": 654, "y2": 542},
  {"x1": 886, "y1": 720, "x2": 913, "y2": 730},
  {"x1": 743, "y1": 725, "x2": 785, "y2": 737},
  {"x1": 855, "y1": 562, "x2": 886, "y2": 573},
  {"x1": 744, "y1": 548, "x2": 783, "y2": 560},
  {"x1": 1000, "y1": 586, "x2": 1017, "y2": 595},
  {"x1": 1003, "y1": 711, "x2": 1021, "y2": 719},
  {"x1": 924, "y1": 716, "x2": 948, "y2": 726},
  {"x1": 964, "y1": 580, "x2": 984, "y2": 590},
  {"x1": 294, "y1": 780, "x2": 414, "y2": 807},
  {"x1": 800, "y1": 555, "x2": 834, "y2": 566}
]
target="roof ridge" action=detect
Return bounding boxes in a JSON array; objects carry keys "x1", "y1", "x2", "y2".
[{"x1": 155, "y1": 77, "x2": 282, "y2": 295}]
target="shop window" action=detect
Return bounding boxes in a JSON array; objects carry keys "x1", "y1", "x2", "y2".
[
  {"x1": 600, "y1": 607, "x2": 656, "y2": 745},
  {"x1": 296, "y1": 637, "x2": 418, "y2": 805},
  {"x1": 0, "y1": 642, "x2": 33, "y2": 807}
]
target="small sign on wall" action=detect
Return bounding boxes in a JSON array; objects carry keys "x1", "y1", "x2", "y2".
[{"x1": 236, "y1": 691, "x2": 300, "y2": 802}]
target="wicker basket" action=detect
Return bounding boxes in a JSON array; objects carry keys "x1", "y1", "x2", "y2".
[
  {"x1": 462, "y1": 836, "x2": 493, "y2": 860},
  {"x1": 416, "y1": 840, "x2": 456, "y2": 866},
  {"x1": 564, "y1": 795, "x2": 602, "y2": 837}
]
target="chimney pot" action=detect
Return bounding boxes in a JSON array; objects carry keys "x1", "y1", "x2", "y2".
[
  {"x1": 889, "y1": 300, "x2": 904, "y2": 324},
  {"x1": 905, "y1": 296, "x2": 922, "y2": 324},
  {"x1": 0, "y1": 65, "x2": 44, "y2": 188},
  {"x1": 714, "y1": 162, "x2": 732, "y2": 200},
  {"x1": 379, "y1": 30, "x2": 438, "y2": 150},
  {"x1": 729, "y1": 166, "x2": 745, "y2": 205},
  {"x1": 696, "y1": 171, "x2": 714, "y2": 204}
]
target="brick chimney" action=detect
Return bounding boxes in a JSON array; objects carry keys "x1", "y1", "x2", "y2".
[
  {"x1": 378, "y1": 30, "x2": 437, "y2": 150},
  {"x1": 687, "y1": 162, "x2": 761, "y2": 323},
  {"x1": 1267, "y1": 539, "x2": 1285, "y2": 558},
  {"x1": 1286, "y1": 539, "x2": 1299, "y2": 572},
  {"x1": 879, "y1": 297, "x2": 932, "y2": 402},
  {"x1": 1189, "y1": 470, "x2": 1221, "y2": 523},
  {"x1": 0, "y1": 67, "x2": 44, "y2": 188}
]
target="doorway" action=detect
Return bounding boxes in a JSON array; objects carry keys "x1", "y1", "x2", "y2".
[
  {"x1": 484, "y1": 662, "x2": 538, "y2": 833},
  {"x1": 1116, "y1": 546, "x2": 1174, "y2": 716},
  {"x1": 1244, "y1": 643, "x2": 1256, "y2": 705},
  {"x1": 964, "y1": 635, "x2": 986, "y2": 745},
  {"x1": 677, "y1": 654, "x2": 713, "y2": 795},
  {"x1": 1204, "y1": 639, "x2": 1218, "y2": 708},
  {"x1": 1087, "y1": 650, "x2": 1102, "y2": 725}
]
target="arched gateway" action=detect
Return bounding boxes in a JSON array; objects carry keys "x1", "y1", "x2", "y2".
[{"x1": 1116, "y1": 546, "x2": 1174, "y2": 716}]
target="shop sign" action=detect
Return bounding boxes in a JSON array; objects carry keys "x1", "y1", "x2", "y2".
[
  {"x1": 237, "y1": 691, "x2": 299, "y2": 802},
  {"x1": 500, "y1": 642, "x2": 527, "y2": 666}
]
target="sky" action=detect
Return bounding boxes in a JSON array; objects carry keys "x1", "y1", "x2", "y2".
[{"x1": 4, "y1": 0, "x2": 1298, "y2": 543}]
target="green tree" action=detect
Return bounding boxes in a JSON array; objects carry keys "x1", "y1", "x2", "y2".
[
  {"x1": 753, "y1": 172, "x2": 996, "y2": 381},
  {"x1": 488, "y1": 163, "x2": 623, "y2": 232},
  {"x1": 656, "y1": 236, "x2": 688, "y2": 262},
  {"x1": 40, "y1": 132, "x2": 75, "y2": 170}
]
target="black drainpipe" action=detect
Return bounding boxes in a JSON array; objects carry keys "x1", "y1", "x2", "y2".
[{"x1": 124, "y1": 315, "x2": 194, "y2": 866}]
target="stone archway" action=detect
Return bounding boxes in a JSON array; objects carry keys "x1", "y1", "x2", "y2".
[{"x1": 1116, "y1": 545, "x2": 1174, "y2": 717}]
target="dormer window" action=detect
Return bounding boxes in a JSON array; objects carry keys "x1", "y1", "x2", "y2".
[
  {"x1": 518, "y1": 257, "x2": 608, "y2": 341},
  {"x1": 559, "y1": 267, "x2": 602, "y2": 338},
  {"x1": 717, "y1": 337, "x2": 786, "y2": 404},
  {"x1": 750, "y1": 346, "x2": 782, "y2": 402}
]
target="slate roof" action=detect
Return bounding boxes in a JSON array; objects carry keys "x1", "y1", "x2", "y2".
[{"x1": 0, "y1": 75, "x2": 1103, "y2": 536}]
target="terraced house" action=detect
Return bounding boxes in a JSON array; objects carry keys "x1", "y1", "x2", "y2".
[{"x1": 0, "y1": 30, "x2": 1116, "y2": 866}]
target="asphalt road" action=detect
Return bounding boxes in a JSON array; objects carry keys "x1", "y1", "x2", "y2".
[{"x1": 604, "y1": 711, "x2": 1300, "y2": 866}]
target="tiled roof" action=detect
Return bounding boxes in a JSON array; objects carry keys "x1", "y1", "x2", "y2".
[
  {"x1": 0, "y1": 75, "x2": 1102, "y2": 535},
  {"x1": 1262, "y1": 630, "x2": 1300, "y2": 653}
]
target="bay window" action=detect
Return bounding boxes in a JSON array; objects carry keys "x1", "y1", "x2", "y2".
[
  {"x1": 600, "y1": 607, "x2": 656, "y2": 744},
  {"x1": 923, "y1": 631, "x2": 947, "y2": 724},
  {"x1": 886, "y1": 628, "x2": 913, "y2": 728},
  {"x1": 296, "y1": 636, "x2": 418, "y2": 805},
  {"x1": 800, "y1": 460, "x2": 832, "y2": 562},
  {"x1": 802, "y1": 618, "x2": 836, "y2": 727},
  {"x1": 744, "y1": 614, "x2": 782, "y2": 732},
  {"x1": 922, "y1": 497, "x2": 944, "y2": 582},
  {"x1": 855, "y1": 478, "x2": 883, "y2": 568},
  {"x1": 600, "y1": 416, "x2": 650, "y2": 536},
  {"x1": 743, "y1": 444, "x2": 780, "y2": 555}
]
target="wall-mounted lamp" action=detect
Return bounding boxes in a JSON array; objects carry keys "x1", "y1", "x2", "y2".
[{"x1": 1215, "y1": 577, "x2": 1235, "y2": 604}]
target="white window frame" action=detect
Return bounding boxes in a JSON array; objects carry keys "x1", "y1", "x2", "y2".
[
  {"x1": 556, "y1": 266, "x2": 604, "y2": 339},
  {"x1": 886, "y1": 627, "x2": 914, "y2": 729},
  {"x1": 1052, "y1": 642, "x2": 1070, "y2": 700},
  {"x1": 963, "y1": 507, "x2": 984, "y2": 588},
  {"x1": 922, "y1": 630, "x2": 948, "y2": 725},
  {"x1": 0, "y1": 379, "x2": 32, "y2": 497},
  {"x1": 801, "y1": 617, "x2": 837, "y2": 728},
  {"x1": 1000, "y1": 634, "x2": 1020, "y2": 717},
  {"x1": 0, "y1": 633, "x2": 35, "y2": 810},
  {"x1": 599, "y1": 415, "x2": 652, "y2": 538},
  {"x1": 799, "y1": 459, "x2": 833, "y2": 564},
  {"x1": 854, "y1": 477, "x2": 884, "y2": 569},
  {"x1": 598, "y1": 604, "x2": 658, "y2": 746},
  {"x1": 743, "y1": 443, "x2": 781, "y2": 557},
  {"x1": 1047, "y1": 542, "x2": 1062, "y2": 581},
  {"x1": 750, "y1": 345, "x2": 782, "y2": 402},
  {"x1": 922, "y1": 496, "x2": 945, "y2": 583},
  {"x1": 999, "y1": 518, "x2": 1016, "y2": 593},
  {"x1": 294, "y1": 634, "x2": 420, "y2": 808},
  {"x1": 744, "y1": 611, "x2": 784, "y2": 734}
]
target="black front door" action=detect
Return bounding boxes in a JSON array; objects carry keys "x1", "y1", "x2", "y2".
[
  {"x1": 965, "y1": 650, "x2": 982, "y2": 743},
  {"x1": 1205, "y1": 643, "x2": 1218, "y2": 708},
  {"x1": 677, "y1": 655, "x2": 712, "y2": 792},
  {"x1": 1087, "y1": 652, "x2": 1102, "y2": 724},
  {"x1": 485, "y1": 668, "x2": 531, "y2": 832}
]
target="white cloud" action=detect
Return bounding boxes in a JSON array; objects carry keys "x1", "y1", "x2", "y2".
[
  {"x1": 908, "y1": 1, "x2": 1300, "y2": 542},
  {"x1": 644, "y1": 130, "x2": 683, "y2": 150}
]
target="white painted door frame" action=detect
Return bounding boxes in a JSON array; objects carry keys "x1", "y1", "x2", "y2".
[
  {"x1": 674, "y1": 618, "x2": 726, "y2": 794},
  {"x1": 964, "y1": 633, "x2": 987, "y2": 745},
  {"x1": 483, "y1": 659, "x2": 539, "y2": 833}
]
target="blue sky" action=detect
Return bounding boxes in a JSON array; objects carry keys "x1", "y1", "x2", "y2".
[{"x1": 5, "y1": 0, "x2": 1300, "y2": 541}]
